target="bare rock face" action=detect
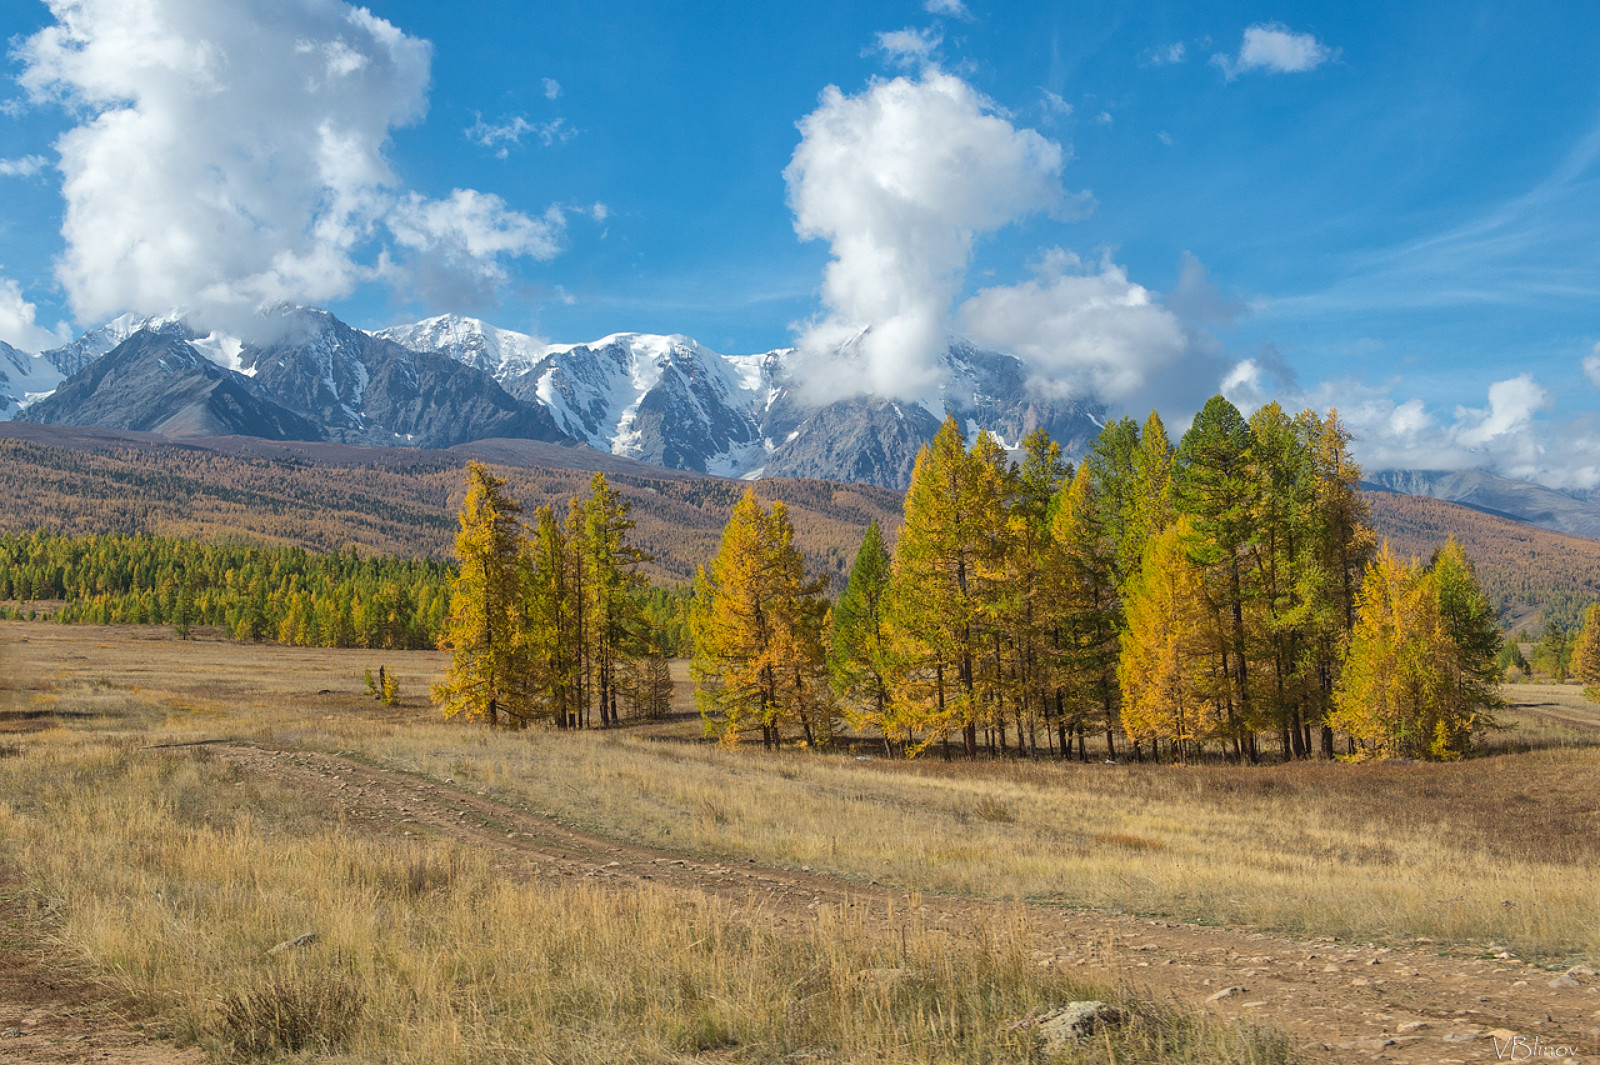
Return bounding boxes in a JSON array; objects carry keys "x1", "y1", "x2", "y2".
[
  {"x1": 762, "y1": 398, "x2": 942, "y2": 488},
  {"x1": 19, "y1": 331, "x2": 321, "y2": 441},
  {"x1": 243, "y1": 307, "x2": 571, "y2": 450}
]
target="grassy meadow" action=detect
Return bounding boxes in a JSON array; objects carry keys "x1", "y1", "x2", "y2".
[{"x1": 3, "y1": 620, "x2": 1598, "y2": 1060}]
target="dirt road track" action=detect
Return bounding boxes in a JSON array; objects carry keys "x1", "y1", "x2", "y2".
[{"x1": 212, "y1": 743, "x2": 1598, "y2": 1065}]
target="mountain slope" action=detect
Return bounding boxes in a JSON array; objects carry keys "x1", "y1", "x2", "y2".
[
  {"x1": 382, "y1": 313, "x2": 1105, "y2": 487},
  {"x1": 17, "y1": 332, "x2": 321, "y2": 441},
  {"x1": 244, "y1": 307, "x2": 571, "y2": 449},
  {"x1": 1364, "y1": 468, "x2": 1600, "y2": 541},
  {"x1": 1365, "y1": 490, "x2": 1600, "y2": 630},
  {"x1": 0, "y1": 422, "x2": 901, "y2": 585}
]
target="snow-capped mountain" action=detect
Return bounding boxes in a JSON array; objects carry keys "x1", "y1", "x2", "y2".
[
  {"x1": 40, "y1": 311, "x2": 191, "y2": 377},
  {"x1": 0, "y1": 340, "x2": 67, "y2": 418},
  {"x1": 19, "y1": 306, "x2": 570, "y2": 450},
  {"x1": 20, "y1": 330, "x2": 320, "y2": 440},
  {"x1": 240, "y1": 306, "x2": 568, "y2": 448},
  {"x1": 511, "y1": 333, "x2": 780, "y2": 476},
  {"x1": 377, "y1": 313, "x2": 1104, "y2": 487},
  {"x1": 11, "y1": 305, "x2": 1103, "y2": 488},
  {"x1": 373, "y1": 316, "x2": 784, "y2": 474},
  {"x1": 372, "y1": 314, "x2": 548, "y2": 379}
]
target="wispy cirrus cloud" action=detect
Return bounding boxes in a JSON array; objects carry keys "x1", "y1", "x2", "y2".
[
  {"x1": 466, "y1": 113, "x2": 576, "y2": 158},
  {"x1": 0, "y1": 154, "x2": 49, "y2": 178}
]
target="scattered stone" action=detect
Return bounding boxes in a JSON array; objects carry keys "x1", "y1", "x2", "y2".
[
  {"x1": 1337, "y1": 1038, "x2": 1396, "y2": 1051},
  {"x1": 1350, "y1": 977, "x2": 1370, "y2": 987},
  {"x1": 1488, "y1": 1028, "x2": 1518, "y2": 1043},
  {"x1": 1551, "y1": 975, "x2": 1582, "y2": 989},
  {"x1": 1031, "y1": 1002, "x2": 1127, "y2": 1052},
  {"x1": 1397, "y1": 1021, "x2": 1430, "y2": 1033},
  {"x1": 0, "y1": 1029, "x2": 22, "y2": 1039},
  {"x1": 267, "y1": 931, "x2": 316, "y2": 955},
  {"x1": 1205, "y1": 986, "x2": 1246, "y2": 1002},
  {"x1": 1568, "y1": 966, "x2": 1597, "y2": 978}
]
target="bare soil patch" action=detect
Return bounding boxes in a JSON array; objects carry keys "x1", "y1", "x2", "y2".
[{"x1": 0, "y1": 884, "x2": 203, "y2": 1065}]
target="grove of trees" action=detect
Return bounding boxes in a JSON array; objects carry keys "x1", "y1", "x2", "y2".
[
  {"x1": 698, "y1": 396, "x2": 1505, "y2": 762},
  {"x1": 434, "y1": 463, "x2": 662, "y2": 728}
]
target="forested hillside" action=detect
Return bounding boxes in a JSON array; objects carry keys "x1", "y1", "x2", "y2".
[
  {"x1": 0, "y1": 426, "x2": 900, "y2": 585},
  {"x1": 1366, "y1": 490, "x2": 1600, "y2": 630},
  {"x1": 3, "y1": 423, "x2": 1598, "y2": 628}
]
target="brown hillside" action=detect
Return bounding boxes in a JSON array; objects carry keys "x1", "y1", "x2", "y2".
[
  {"x1": 1364, "y1": 489, "x2": 1600, "y2": 630},
  {"x1": 3, "y1": 423, "x2": 1595, "y2": 622},
  {"x1": 0, "y1": 425, "x2": 902, "y2": 586}
]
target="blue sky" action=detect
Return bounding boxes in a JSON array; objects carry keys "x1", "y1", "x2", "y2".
[{"x1": 3, "y1": 1, "x2": 1600, "y2": 480}]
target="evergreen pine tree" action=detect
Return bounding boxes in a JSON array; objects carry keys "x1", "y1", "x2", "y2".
[
  {"x1": 1173, "y1": 395, "x2": 1259, "y2": 760},
  {"x1": 828, "y1": 520, "x2": 898, "y2": 752}
]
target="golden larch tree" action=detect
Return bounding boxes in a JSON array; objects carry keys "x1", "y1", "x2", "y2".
[
  {"x1": 691, "y1": 488, "x2": 830, "y2": 748},
  {"x1": 1118, "y1": 517, "x2": 1223, "y2": 761},
  {"x1": 1575, "y1": 603, "x2": 1600, "y2": 701},
  {"x1": 433, "y1": 462, "x2": 530, "y2": 727}
]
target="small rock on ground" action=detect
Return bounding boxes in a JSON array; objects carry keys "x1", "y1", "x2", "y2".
[{"x1": 1032, "y1": 1002, "x2": 1126, "y2": 1055}]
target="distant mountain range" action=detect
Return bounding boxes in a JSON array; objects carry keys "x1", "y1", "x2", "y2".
[
  {"x1": 3, "y1": 306, "x2": 1103, "y2": 489},
  {"x1": 1361, "y1": 469, "x2": 1600, "y2": 542},
  {"x1": 12, "y1": 306, "x2": 1600, "y2": 534}
]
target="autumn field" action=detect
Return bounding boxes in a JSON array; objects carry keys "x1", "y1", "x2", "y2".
[{"x1": 2, "y1": 622, "x2": 1598, "y2": 1063}]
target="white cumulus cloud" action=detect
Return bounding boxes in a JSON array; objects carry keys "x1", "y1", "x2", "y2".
[
  {"x1": 541, "y1": 77, "x2": 561, "y2": 100},
  {"x1": 959, "y1": 248, "x2": 1189, "y2": 404},
  {"x1": 16, "y1": 0, "x2": 568, "y2": 332},
  {"x1": 1582, "y1": 341, "x2": 1600, "y2": 387},
  {"x1": 1213, "y1": 23, "x2": 1334, "y2": 80},
  {"x1": 1451, "y1": 373, "x2": 1546, "y2": 449},
  {"x1": 0, "y1": 276, "x2": 71, "y2": 352},
  {"x1": 1223, "y1": 365, "x2": 1576, "y2": 484},
  {"x1": 923, "y1": 0, "x2": 971, "y2": 18},
  {"x1": 784, "y1": 68, "x2": 1068, "y2": 401}
]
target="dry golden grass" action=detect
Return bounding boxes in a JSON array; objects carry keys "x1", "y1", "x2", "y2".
[
  {"x1": 8, "y1": 622, "x2": 1600, "y2": 969},
  {"x1": 0, "y1": 627, "x2": 1303, "y2": 1064}
]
